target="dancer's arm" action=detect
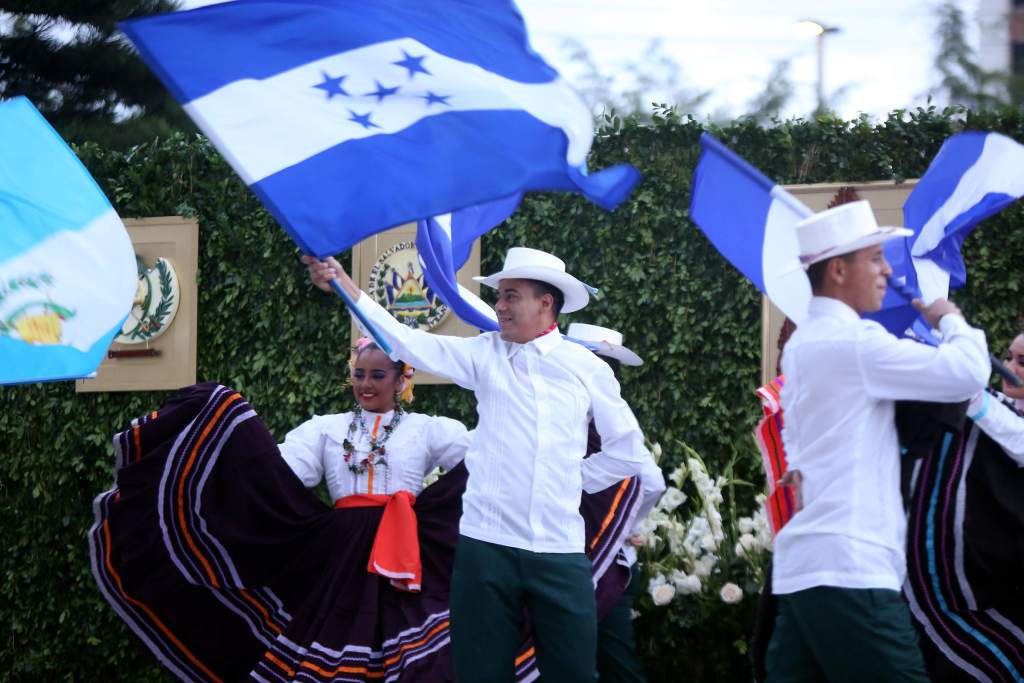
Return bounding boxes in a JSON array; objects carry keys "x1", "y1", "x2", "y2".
[
  {"x1": 857, "y1": 314, "x2": 989, "y2": 403},
  {"x1": 967, "y1": 392, "x2": 1024, "y2": 466},
  {"x1": 278, "y1": 417, "x2": 327, "y2": 487},
  {"x1": 424, "y1": 416, "x2": 473, "y2": 471},
  {"x1": 304, "y1": 255, "x2": 485, "y2": 390},
  {"x1": 581, "y1": 362, "x2": 650, "y2": 493}
]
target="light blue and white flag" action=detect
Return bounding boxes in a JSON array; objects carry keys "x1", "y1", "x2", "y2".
[
  {"x1": 690, "y1": 133, "x2": 813, "y2": 323},
  {"x1": 416, "y1": 194, "x2": 524, "y2": 332},
  {"x1": 0, "y1": 97, "x2": 136, "y2": 385},
  {"x1": 121, "y1": 0, "x2": 641, "y2": 258}
]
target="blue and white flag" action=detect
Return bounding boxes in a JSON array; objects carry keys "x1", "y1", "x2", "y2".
[
  {"x1": 870, "y1": 131, "x2": 1024, "y2": 337},
  {"x1": 907, "y1": 131, "x2": 1024, "y2": 296},
  {"x1": 0, "y1": 97, "x2": 136, "y2": 385},
  {"x1": 690, "y1": 133, "x2": 813, "y2": 322},
  {"x1": 416, "y1": 194, "x2": 524, "y2": 332},
  {"x1": 121, "y1": 0, "x2": 641, "y2": 258}
]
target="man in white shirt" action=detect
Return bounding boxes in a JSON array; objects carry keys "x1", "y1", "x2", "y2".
[
  {"x1": 304, "y1": 248, "x2": 650, "y2": 683},
  {"x1": 766, "y1": 200, "x2": 990, "y2": 682}
]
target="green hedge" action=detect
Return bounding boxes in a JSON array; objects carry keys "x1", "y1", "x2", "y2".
[{"x1": 3, "y1": 106, "x2": 1024, "y2": 680}]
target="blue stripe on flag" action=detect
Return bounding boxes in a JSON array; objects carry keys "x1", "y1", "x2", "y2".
[
  {"x1": 119, "y1": 0, "x2": 557, "y2": 103},
  {"x1": 903, "y1": 132, "x2": 987, "y2": 236},
  {"x1": 417, "y1": 216, "x2": 499, "y2": 332},
  {"x1": 448, "y1": 193, "x2": 522, "y2": 269},
  {"x1": 253, "y1": 111, "x2": 599, "y2": 257},
  {"x1": 0, "y1": 98, "x2": 112, "y2": 264},
  {"x1": 920, "y1": 190, "x2": 1016, "y2": 287},
  {"x1": 690, "y1": 134, "x2": 775, "y2": 291}
]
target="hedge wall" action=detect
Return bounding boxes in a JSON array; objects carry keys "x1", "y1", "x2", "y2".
[{"x1": 3, "y1": 105, "x2": 1024, "y2": 680}]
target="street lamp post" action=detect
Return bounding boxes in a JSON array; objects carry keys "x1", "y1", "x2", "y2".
[{"x1": 795, "y1": 20, "x2": 840, "y2": 113}]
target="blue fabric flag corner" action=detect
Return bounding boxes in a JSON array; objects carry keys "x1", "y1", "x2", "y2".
[
  {"x1": 120, "y1": 0, "x2": 642, "y2": 259},
  {"x1": 690, "y1": 133, "x2": 813, "y2": 323},
  {"x1": 415, "y1": 194, "x2": 524, "y2": 333},
  {"x1": 0, "y1": 97, "x2": 136, "y2": 385}
]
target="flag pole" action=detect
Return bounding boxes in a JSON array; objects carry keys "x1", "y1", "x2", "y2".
[{"x1": 327, "y1": 273, "x2": 394, "y2": 356}]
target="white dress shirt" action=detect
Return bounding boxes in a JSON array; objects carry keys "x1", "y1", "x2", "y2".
[
  {"x1": 279, "y1": 409, "x2": 469, "y2": 501},
  {"x1": 355, "y1": 293, "x2": 650, "y2": 554},
  {"x1": 967, "y1": 391, "x2": 1024, "y2": 467},
  {"x1": 773, "y1": 296, "x2": 989, "y2": 595}
]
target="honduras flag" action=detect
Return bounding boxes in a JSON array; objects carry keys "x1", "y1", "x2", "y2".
[
  {"x1": 0, "y1": 98, "x2": 136, "y2": 385},
  {"x1": 690, "y1": 133, "x2": 813, "y2": 323},
  {"x1": 120, "y1": 0, "x2": 641, "y2": 258}
]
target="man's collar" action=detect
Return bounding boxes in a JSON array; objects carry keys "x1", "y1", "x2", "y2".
[
  {"x1": 504, "y1": 326, "x2": 563, "y2": 357},
  {"x1": 533, "y1": 326, "x2": 562, "y2": 355},
  {"x1": 808, "y1": 296, "x2": 860, "y2": 323}
]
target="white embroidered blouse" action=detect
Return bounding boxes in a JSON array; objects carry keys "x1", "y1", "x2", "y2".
[{"x1": 279, "y1": 409, "x2": 470, "y2": 500}]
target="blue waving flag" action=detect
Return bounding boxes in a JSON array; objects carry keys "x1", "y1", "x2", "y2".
[
  {"x1": 870, "y1": 131, "x2": 1024, "y2": 337},
  {"x1": 121, "y1": 0, "x2": 641, "y2": 259},
  {"x1": 415, "y1": 194, "x2": 523, "y2": 332},
  {"x1": 0, "y1": 98, "x2": 136, "y2": 385},
  {"x1": 690, "y1": 133, "x2": 813, "y2": 322}
]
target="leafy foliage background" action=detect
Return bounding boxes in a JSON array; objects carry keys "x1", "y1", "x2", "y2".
[{"x1": 2, "y1": 107, "x2": 1023, "y2": 680}]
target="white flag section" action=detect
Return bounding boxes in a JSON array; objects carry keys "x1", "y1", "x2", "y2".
[
  {"x1": 185, "y1": 37, "x2": 594, "y2": 184},
  {"x1": 0, "y1": 97, "x2": 136, "y2": 385}
]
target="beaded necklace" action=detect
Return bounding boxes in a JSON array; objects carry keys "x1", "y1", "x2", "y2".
[{"x1": 342, "y1": 403, "x2": 403, "y2": 475}]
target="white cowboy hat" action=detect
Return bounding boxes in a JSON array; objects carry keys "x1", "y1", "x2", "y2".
[
  {"x1": 566, "y1": 322, "x2": 644, "y2": 366},
  {"x1": 474, "y1": 247, "x2": 591, "y2": 313},
  {"x1": 796, "y1": 200, "x2": 912, "y2": 268}
]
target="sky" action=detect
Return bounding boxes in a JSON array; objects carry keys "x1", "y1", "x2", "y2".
[{"x1": 181, "y1": 0, "x2": 984, "y2": 120}]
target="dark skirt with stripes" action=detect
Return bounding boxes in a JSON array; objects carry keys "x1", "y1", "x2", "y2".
[
  {"x1": 899, "y1": 398, "x2": 1024, "y2": 683},
  {"x1": 89, "y1": 383, "x2": 639, "y2": 683}
]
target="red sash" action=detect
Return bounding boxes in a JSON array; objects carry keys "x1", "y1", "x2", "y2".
[{"x1": 334, "y1": 491, "x2": 421, "y2": 592}]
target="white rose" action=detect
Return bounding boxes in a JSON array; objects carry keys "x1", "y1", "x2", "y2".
[
  {"x1": 657, "y1": 486, "x2": 687, "y2": 512},
  {"x1": 738, "y1": 517, "x2": 755, "y2": 534},
  {"x1": 700, "y1": 533, "x2": 717, "y2": 552},
  {"x1": 651, "y1": 442, "x2": 663, "y2": 461},
  {"x1": 693, "y1": 554, "x2": 716, "y2": 578},
  {"x1": 740, "y1": 533, "x2": 759, "y2": 552},
  {"x1": 734, "y1": 541, "x2": 747, "y2": 559},
  {"x1": 651, "y1": 582, "x2": 676, "y2": 606},
  {"x1": 720, "y1": 582, "x2": 743, "y2": 604},
  {"x1": 636, "y1": 517, "x2": 658, "y2": 536},
  {"x1": 678, "y1": 574, "x2": 702, "y2": 594},
  {"x1": 669, "y1": 569, "x2": 689, "y2": 590}
]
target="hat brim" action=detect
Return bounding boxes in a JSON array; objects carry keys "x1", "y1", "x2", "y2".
[
  {"x1": 800, "y1": 226, "x2": 913, "y2": 268},
  {"x1": 473, "y1": 267, "x2": 590, "y2": 313},
  {"x1": 590, "y1": 342, "x2": 644, "y2": 366}
]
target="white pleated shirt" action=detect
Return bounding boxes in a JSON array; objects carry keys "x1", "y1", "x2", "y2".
[
  {"x1": 773, "y1": 296, "x2": 989, "y2": 595},
  {"x1": 355, "y1": 293, "x2": 650, "y2": 554},
  {"x1": 279, "y1": 409, "x2": 469, "y2": 500}
]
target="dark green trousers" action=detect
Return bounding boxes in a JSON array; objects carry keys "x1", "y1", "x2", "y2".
[
  {"x1": 596, "y1": 563, "x2": 648, "y2": 683},
  {"x1": 450, "y1": 535, "x2": 597, "y2": 683},
  {"x1": 765, "y1": 586, "x2": 930, "y2": 683}
]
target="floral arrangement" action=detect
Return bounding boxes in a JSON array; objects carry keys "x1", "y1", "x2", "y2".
[{"x1": 636, "y1": 440, "x2": 772, "y2": 615}]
